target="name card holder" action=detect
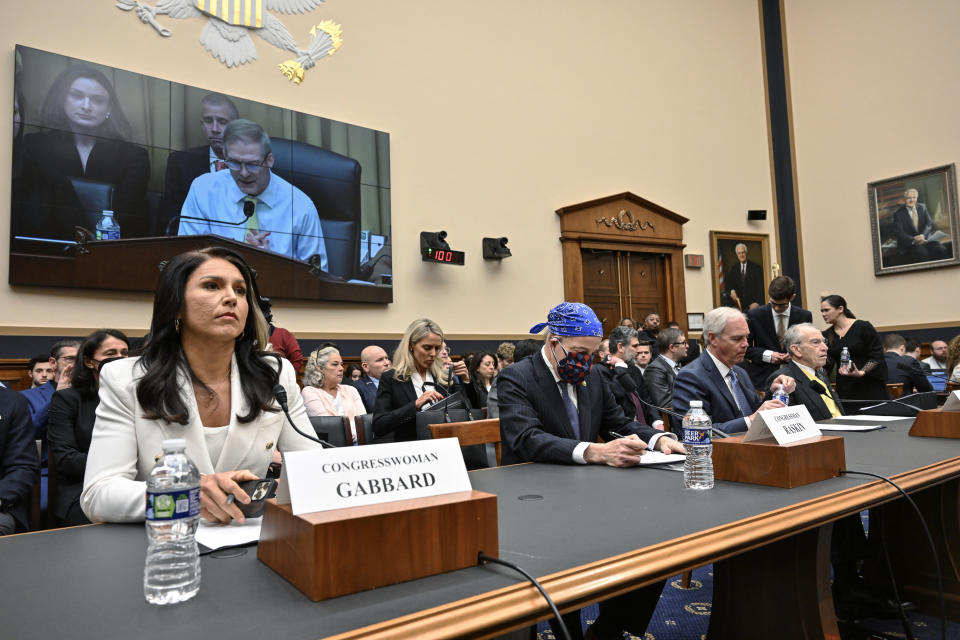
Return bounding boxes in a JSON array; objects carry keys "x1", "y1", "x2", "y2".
[
  {"x1": 713, "y1": 435, "x2": 846, "y2": 488},
  {"x1": 258, "y1": 490, "x2": 498, "y2": 601},
  {"x1": 909, "y1": 408, "x2": 960, "y2": 439}
]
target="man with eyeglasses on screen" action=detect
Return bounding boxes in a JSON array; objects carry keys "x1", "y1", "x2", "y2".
[{"x1": 178, "y1": 119, "x2": 328, "y2": 267}]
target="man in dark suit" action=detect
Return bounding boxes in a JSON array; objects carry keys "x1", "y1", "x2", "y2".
[
  {"x1": 724, "y1": 242, "x2": 765, "y2": 310},
  {"x1": 674, "y1": 307, "x2": 794, "y2": 434},
  {"x1": 157, "y1": 93, "x2": 239, "y2": 235},
  {"x1": 0, "y1": 386, "x2": 41, "y2": 535},
  {"x1": 597, "y1": 325, "x2": 663, "y2": 428},
  {"x1": 350, "y1": 345, "x2": 391, "y2": 413},
  {"x1": 743, "y1": 275, "x2": 813, "y2": 390},
  {"x1": 498, "y1": 302, "x2": 683, "y2": 640},
  {"x1": 766, "y1": 323, "x2": 843, "y2": 421},
  {"x1": 891, "y1": 188, "x2": 949, "y2": 263},
  {"x1": 883, "y1": 333, "x2": 933, "y2": 395},
  {"x1": 644, "y1": 327, "x2": 689, "y2": 433},
  {"x1": 21, "y1": 339, "x2": 79, "y2": 440}
]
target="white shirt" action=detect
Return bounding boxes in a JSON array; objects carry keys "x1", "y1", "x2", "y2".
[
  {"x1": 203, "y1": 425, "x2": 230, "y2": 468},
  {"x1": 410, "y1": 370, "x2": 436, "y2": 411},
  {"x1": 762, "y1": 302, "x2": 791, "y2": 363},
  {"x1": 658, "y1": 353, "x2": 680, "y2": 373},
  {"x1": 706, "y1": 348, "x2": 752, "y2": 427}
]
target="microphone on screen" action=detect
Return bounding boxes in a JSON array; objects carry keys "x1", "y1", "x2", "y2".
[
  {"x1": 272, "y1": 384, "x2": 337, "y2": 448},
  {"x1": 243, "y1": 199, "x2": 256, "y2": 220}
]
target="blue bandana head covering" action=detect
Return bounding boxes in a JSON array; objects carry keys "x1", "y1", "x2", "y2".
[{"x1": 529, "y1": 302, "x2": 603, "y2": 337}]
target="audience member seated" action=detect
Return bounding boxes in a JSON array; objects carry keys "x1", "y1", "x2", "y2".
[
  {"x1": 634, "y1": 341, "x2": 653, "y2": 375},
  {"x1": 596, "y1": 338, "x2": 610, "y2": 361},
  {"x1": 26, "y1": 354, "x2": 55, "y2": 389},
  {"x1": 346, "y1": 364, "x2": 362, "y2": 382},
  {"x1": 259, "y1": 296, "x2": 303, "y2": 371},
  {"x1": 301, "y1": 347, "x2": 366, "y2": 441},
  {"x1": 922, "y1": 339, "x2": 948, "y2": 372},
  {"x1": 636, "y1": 312, "x2": 660, "y2": 354},
  {"x1": 21, "y1": 339, "x2": 80, "y2": 442},
  {"x1": 666, "y1": 320, "x2": 701, "y2": 366},
  {"x1": 468, "y1": 351, "x2": 497, "y2": 409},
  {"x1": 820, "y1": 294, "x2": 890, "y2": 413},
  {"x1": 619, "y1": 317, "x2": 636, "y2": 329},
  {"x1": 80, "y1": 247, "x2": 321, "y2": 524},
  {"x1": 178, "y1": 119, "x2": 328, "y2": 265},
  {"x1": 644, "y1": 327, "x2": 688, "y2": 432},
  {"x1": 904, "y1": 339, "x2": 929, "y2": 375},
  {"x1": 350, "y1": 345, "x2": 391, "y2": 413},
  {"x1": 20, "y1": 64, "x2": 150, "y2": 237},
  {"x1": 47, "y1": 329, "x2": 129, "y2": 526},
  {"x1": 946, "y1": 335, "x2": 960, "y2": 383},
  {"x1": 158, "y1": 93, "x2": 238, "y2": 235},
  {"x1": 767, "y1": 324, "x2": 843, "y2": 420},
  {"x1": 743, "y1": 275, "x2": 813, "y2": 390},
  {"x1": 487, "y1": 339, "x2": 541, "y2": 419},
  {"x1": 0, "y1": 386, "x2": 40, "y2": 535},
  {"x1": 497, "y1": 302, "x2": 683, "y2": 640},
  {"x1": 673, "y1": 307, "x2": 794, "y2": 434},
  {"x1": 883, "y1": 333, "x2": 932, "y2": 395},
  {"x1": 372, "y1": 319, "x2": 477, "y2": 442},
  {"x1": 600, "y1": 325, "x2": 662, "y2": 428},
  {"x1": 496, "y1": 342, "x2": 515, "y2": 371}
]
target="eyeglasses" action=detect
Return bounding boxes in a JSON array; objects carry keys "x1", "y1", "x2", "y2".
[{"x1": 224, "y1": 157, "x2": 269, "y2": 173}]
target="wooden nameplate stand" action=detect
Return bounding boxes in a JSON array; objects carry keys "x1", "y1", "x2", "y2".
[
  {"x1": 713, "y1": 435, "x2": 845, "y2": 488},
  {"x1": 258, "y1": 490, "x2": 498, "y2": 601},
  {"x1": 909, "y1": 408, "x2": 960, "y2": 438}
]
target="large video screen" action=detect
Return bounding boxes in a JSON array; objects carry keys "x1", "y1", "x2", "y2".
[{"x1": 10, "y1": 45, "x2": 392, "y2": 303}]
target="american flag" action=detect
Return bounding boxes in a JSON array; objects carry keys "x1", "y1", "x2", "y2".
[{"x1": 717, "y1": 252, "x2": 725, "y2": 290}]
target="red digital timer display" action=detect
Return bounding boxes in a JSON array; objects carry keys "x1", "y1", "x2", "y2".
[{"x1": 422, "y1": 248, "x2": 465, "y2": 265}]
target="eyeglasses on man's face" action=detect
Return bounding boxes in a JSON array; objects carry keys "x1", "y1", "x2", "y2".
[{"x1": 224, "y1": 157, "x2": 269, "y2": 173}]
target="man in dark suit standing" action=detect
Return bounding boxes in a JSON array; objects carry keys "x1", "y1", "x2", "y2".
[
  {"x1": 0, "y1": 386, "x2": 41, "y2": 535},
  {"x1": 350, "y1": 345, "x2": 391, "y2": 413},
  {"x1": 644, "y1": 326, "x2": 689, "y2": 433},
  {"x1": 766, "y1": 323, "x2": 843, "y2": 421},
  {"x1": 157, "y1": 93, "x2": 239, "y2": 235},
  {"x1": 673, "y1": 307, "x2": 794, "y2": 434},
  {"x1": 883, "y1": 333, "x2": 933, "y2": 395},
  {"x1": 743, "y1": 275, "x2": 813, "y2": 390},
  {"x1": 498, "y1": 302, "x2": 683, "y2": 640},
  {"x1": 724, "y1": 243, "x2": 765, "y2": 310},
  {"x1": 891, "y1": 188, "x2": 949, "y2": 263}
]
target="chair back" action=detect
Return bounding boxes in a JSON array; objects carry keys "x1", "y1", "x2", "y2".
[
  {"x1": 308, "y1": 415, "x2": 353, "y2": 447},
  {"x1": 427, "y1": 418, "x2": 502, "y2": 468},
  {"x1": 886, "y1": 382, "x2": 904, "y2": 399},
  {"x1": 67, "y1": 176, "x2": 114, "y2": 230}
]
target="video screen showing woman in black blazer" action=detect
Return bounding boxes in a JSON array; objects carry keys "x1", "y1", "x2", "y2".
[
  {"x1": 47, "y1": 329, "x2": 130, "y2": 526},
  {"x1": 820, "y1": 294, "x2": 890, "y2": 413},
  {"x1": 372, "y1": 318, "x2": 478, "y2": 442}
]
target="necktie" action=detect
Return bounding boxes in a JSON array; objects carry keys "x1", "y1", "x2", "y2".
[
  {"x1": 741, "y1": 263, "x2": 746, "y2": 276},
  {"x1": 776, "y1": 314, "x2": 786, "y2": 345},
  {"x1": 728, "y1": 369, "x2": 752, "y2": 418},
  {"x1": 558, "y1": 382, "x2": 581, "y2": 439},
  {"x1": 629, "y1": 392, "x2": 646, "y2": 425},
  {"x1": 810, "y1": 370, "x2": 842, "y2": 418},
  {"x1": 214, "y1": 159, "x2": 227, "y2": 171},
  {"x1": 243, "y1": 196, "x2": 260, "y2": 234},
  {"x1": 911, "y1": 207, "x2": 918, "y2": 230}
]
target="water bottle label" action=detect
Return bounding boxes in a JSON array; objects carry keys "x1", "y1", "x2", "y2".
[
  {"x1": 773, "y1": 392, "x2": 790, "y2": 405},
  {"x1": 103, "y1": 230, "x2": 120, "y2": 240},
  {"x1": 682, "y1": 427, "x2": 711, "y2": 446},
  {"x1": 146, "y1": 487, "x2": 200, "y2": 521}
]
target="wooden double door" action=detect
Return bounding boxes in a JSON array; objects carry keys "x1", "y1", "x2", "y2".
[{"x1": 581, "y1": 249, "x2": 668, "y2": 338}]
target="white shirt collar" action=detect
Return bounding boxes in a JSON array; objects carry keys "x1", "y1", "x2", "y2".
[
  {"x1": 540, "y1": 346, "x2": 562, "y2": 385},
  {"x1": 771, "y1": 302, "x2": 791, "y2": 319},
  {"x1": 659, "y1": 353, "x2": 679, "y2": 370},
  {"x1": 794, "y1": 361, "x2": 816, "y2": 376},
  {"x1": 706, "y1": 347, "x2": 733, "y2": 379}
]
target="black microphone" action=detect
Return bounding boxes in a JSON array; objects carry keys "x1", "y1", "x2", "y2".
[
  {"x1": 632, "y1": 392, "x2": 730, "y2": 439},
  {"x1": 164, "y1": 208, "x2": 257, "y2": 236},
  {"x1": 840, "y1": 391, "x2": 932, "y2": 415},
  {"x1": 808, "y1": 378, "x2": 831, "y2": 395},
  {"x1": 243, "y1": 199, "x2": 255, "y2": 219},
  {"x1": 272, "y1": 384, "x2": 337, "y2": 448}
]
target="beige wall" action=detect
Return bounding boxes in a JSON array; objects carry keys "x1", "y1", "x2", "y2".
[
  {"x1": 785, "y1": 0, "x2": 960, "y2": 331},
  {"x1": 1, "y1": 0, "x2": 775, "y2": 338}
]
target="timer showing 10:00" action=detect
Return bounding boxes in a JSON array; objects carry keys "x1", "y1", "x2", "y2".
[{"x1": 422, "y1": 247, "x2": 465, "y2": 265}]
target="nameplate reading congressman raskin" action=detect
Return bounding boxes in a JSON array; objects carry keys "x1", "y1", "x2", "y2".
[
  {"x1": 743, "y1": 404, "x2": 822, "y2": 445},
  {"x1": 279, "y1": 439, "x2": 472, "y2": 515}
]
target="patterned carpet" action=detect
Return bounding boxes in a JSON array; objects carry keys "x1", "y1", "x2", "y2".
[{"x1": 535, "y1": 565, "x2": 960, "y2": 639}]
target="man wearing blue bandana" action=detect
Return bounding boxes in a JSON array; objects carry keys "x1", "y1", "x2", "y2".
[{"x1": 497, "y1": 302, "x2": 684, "y2": 640}]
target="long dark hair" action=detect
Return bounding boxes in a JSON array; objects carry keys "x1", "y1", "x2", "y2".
[
  {"x1": 72, "y1": 329, "x2": 129, "y2": 396},
  {"x1": 469, "y1": 351, "x2": 497, "y2": 386},
  {"x1": 137, "y1": 247, "x2": 278, "y2": 425},
  {"x1": 40, "y1": 64, "x2": 132, "y2": 140},
  {"x1": 821, "y1": 295, "x2": 856, "y2": 319}
]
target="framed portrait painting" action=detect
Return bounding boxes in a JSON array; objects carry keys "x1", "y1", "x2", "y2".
[
  {"x1": 709, "y1": 231, "x2": 771, "y2": 311},
  {"x1": 867, "y1": 164, "x2": 960, "y2": 276}
]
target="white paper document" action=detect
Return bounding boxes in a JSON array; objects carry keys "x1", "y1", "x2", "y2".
[
  {"x1": 640, "y1": 451, "x2": 686, "y2": 465},
  {"x1": 819, "y1": 423, "x2": 885, "y2": 432},
  {"x1": 829, "y1": 415, "x2": 903, "y2": 422},
  {"x1": 196, "y1": 517, "x2": 262, "y2": 550}
]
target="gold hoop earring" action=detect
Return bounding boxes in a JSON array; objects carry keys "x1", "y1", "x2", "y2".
[{"x1": 174, "y1": 318, "x2": 181, "y2": 333}]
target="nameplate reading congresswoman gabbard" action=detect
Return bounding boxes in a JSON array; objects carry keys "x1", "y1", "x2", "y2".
[
  {"x1": 743, "y1": 404, "x2": 822, "y2": 445},
  {"x1": 277, "y1": 439, "x2": 472, "y2": 515}
]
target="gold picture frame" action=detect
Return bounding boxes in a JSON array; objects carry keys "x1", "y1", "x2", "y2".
[{"x1": 709, "y1": 231, "x2": 771, "y2": 311}]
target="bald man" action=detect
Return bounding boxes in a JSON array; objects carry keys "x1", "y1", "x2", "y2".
[{"x1": 351, "y1": 345, "x2": 391, "y2": 412}]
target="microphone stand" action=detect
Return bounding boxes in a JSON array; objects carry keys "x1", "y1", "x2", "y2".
[
  {"x1": 272, "y1": 384, "x2": 337, "y2": 448},
  {"x1": 164, "y1": 200, "x2": 255, "y2": 236},
  {"x1": 631, "y1": 390, "x2": 731, "y2": 439}
]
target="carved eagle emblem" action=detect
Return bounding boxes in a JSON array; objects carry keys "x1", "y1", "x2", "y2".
[{"x1": 116, "y1": 0, "x2": 342, "y2": 84}]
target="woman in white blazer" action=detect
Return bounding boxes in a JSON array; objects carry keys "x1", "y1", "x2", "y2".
[{"x1": 81, "y1": 247, "x2": 321, "y2": 524}]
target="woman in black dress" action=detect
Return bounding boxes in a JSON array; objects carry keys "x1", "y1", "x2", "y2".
[
  {"x1": 21, "y1": 64, "x2": 150, "y2": 238},
  {"x1": 468, "y1": 351, "x2": 497, "y2": 410},
  {"x1": 47, "y1": 329, "x2": 129, "y2": 526},
  {"x1": 820, "y1": 295, "x2": 889, "y2": 413}
]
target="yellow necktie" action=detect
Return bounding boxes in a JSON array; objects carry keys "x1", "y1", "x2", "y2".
[{"x1": 802, "y1": 368, "x2": 841, "y2": 418}]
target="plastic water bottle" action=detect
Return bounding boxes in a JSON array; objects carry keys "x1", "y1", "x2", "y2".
[
  {"x1": 95, "y1": 210, "x2": 120, "y2": 240},
  {"x1": 840, "y1": 347, "x2": 851, "y2": 371},
  {"x1": 144, "y1": 438, "x2": 201, "y2": 605},
  {"x1": 772, "y1": 383, "x2": 790, "y2": 405},
  {"x1": 682, "y1": 401, "x2": 714, "y2": 490}
]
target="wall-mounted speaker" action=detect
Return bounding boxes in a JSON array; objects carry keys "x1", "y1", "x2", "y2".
[{"x1": 747, "y1": 210, "x2": 767, "y2": 221}]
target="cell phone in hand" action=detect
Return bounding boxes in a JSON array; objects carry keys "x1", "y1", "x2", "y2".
[{"x1": 235, "y1": 478, "x2": 277, "y2": 518}]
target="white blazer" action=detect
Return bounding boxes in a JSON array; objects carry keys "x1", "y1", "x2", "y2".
[{"x1": 81, "y1": 355, "x2": 321, "y2": 523}]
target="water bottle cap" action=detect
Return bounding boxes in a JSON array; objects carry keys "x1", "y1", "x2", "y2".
[
  {"x1": 690, "y1": 400, "x2": 703, "y2": 408},
  {"x1": 161, "y1": 438, "x2": 187, "y2": 451},
  {"x1": 102, "y1": 209, "x2": 114, "y2": 216}
]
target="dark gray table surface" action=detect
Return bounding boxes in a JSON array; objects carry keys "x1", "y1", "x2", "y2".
[{"x1": 3, "y1": 418, "x2": 957, "y2": 639}]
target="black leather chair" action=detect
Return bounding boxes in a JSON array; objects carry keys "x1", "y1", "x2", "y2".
[
  {"x1": 269, "y1": 138, "x2": 362, "y2": 280},
  {"x1": 67, "y1": 176, "x2": 114, "y2": 232},
  {"x1": 309, "y1": 415, "x2": 354, "y2": 447}
]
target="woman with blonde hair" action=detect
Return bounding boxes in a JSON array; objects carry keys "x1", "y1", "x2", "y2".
[
  {"x1": 301, "y1": 346, "x2": 366, "y2": 427},
  {"x1": 946, "y1": 335, "x2": 960, "y2": 383},
  {"x1": 372, "y1": 318, "x2": 477, "y2": 441}
]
